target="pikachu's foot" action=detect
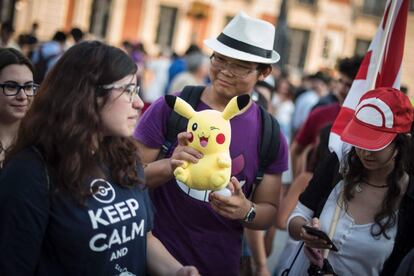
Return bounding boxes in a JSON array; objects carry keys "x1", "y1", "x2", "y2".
[
  {"x1": 214, "y1": 188, "x2": 232, "y2": 197},
  {"x1": 174, "y1": 167, "x2": 189, "y2": 183}
]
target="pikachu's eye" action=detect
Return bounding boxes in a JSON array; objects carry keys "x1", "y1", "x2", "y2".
[{"x1": 192, "y1": 123, "x2": 198, "y2": 131}]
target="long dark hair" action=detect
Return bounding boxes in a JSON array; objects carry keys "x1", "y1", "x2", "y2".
[
  {"x1": 8, "y1": 41, "x2": 142, "y2": 203},
  {"x1": 0, "y1": 47, "x2": 34, "y2": 73},
  {"x1": 343, "y1": 134, "x2": 411, "y2": 239}
]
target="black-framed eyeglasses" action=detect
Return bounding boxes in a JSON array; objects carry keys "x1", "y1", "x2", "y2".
[
  {"x1": 98, "y1": 83, "x2": 140, "y2": 103},
  {"x1": 0, "y1": 82, "x2": 39, "y2": 96},
  {"x1": 210, "y1": 54, "x2": 258, "y2": 78}
]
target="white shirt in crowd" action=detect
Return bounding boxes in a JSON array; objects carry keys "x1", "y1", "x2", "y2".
[
  {"x1": 286, "y1": 181, "x2": 397, "y2": 276},
  {"x1": 143, "y1": 57, "x2": 171, "y2": 103},
  {"x1": 291, "y1": 90, "x2": 319, "y2": 132}
]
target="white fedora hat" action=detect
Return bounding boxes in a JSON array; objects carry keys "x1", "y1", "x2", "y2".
[{"x1": 204, "y1": 12, "x2": 280, "y2": 64}]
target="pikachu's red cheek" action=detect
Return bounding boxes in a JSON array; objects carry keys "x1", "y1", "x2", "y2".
[
  {"x1": 216, "y1": 133, "x2": 225, "y2": 144},
  {"x1": 189, "y1": 132, "x2": 194, "y2": 143}
]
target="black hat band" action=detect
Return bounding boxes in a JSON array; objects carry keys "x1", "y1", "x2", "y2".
[{"x1": 217, "y1": 33, "x2": 273, "y2": 59}]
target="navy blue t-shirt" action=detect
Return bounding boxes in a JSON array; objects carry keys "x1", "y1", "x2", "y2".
[{"x1": 0, "y1": 147, "x2": 153, "y2": 275}]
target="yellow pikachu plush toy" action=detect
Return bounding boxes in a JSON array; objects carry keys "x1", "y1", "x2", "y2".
[{"x1": 165, "y1": 94, "x2": 250, "y2": 191}]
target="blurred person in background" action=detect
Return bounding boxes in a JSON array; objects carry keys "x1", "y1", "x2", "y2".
[
  {"x1": 292, "y1": 74, "x2": 313, "y2": 103},
  {"x1": 272, "y1": 78, "x2": 295, "y2": 143},
  {"x1": 32, "y1": 31, "x2": 67, "y2": 83},
  {"x1": 122, "y1": 40, "x2": 147, "y2": 89},
  {"x1": 291, "y1": 71, "x2": 330, "y2": 137},
  {"x1": 0, "y1": 22, "x2": 19, "y2": 49},
  {"x1": 69, "y1": 27, "x2": 84, "y2": 44},
  {"x1": 272, "y1": 76, "x2": 296, "y2": 217},
  {"x1": 290, "y1": 56, "x2": 362, "y2": 177},
  {"x1": 0, "y1": 48, "x2": 37, "y2": 169},
  {"x1": 122, "y1": 41, "x2": 147, "y2": 69},
  {"x1": 254, "y1": 77, "x2": 275, "y2": 112},
  {"x1": 269, "y1": 64, "x2": 283, "y2": 90},
  {"x1": 313, "y1": 56, "x2": 363, "y2": 110},
  {"x1": 17, "y1": 33, "x2": 38, "y2": 59},
  {"x1": 168, "y1": 52, "x2": 210, "y2": 94},
  {"x1": 29, "y1": 22, "x2": 39, "y2": 38},
  {"x1": 164, "y1": 44, "x2": 201, "y2": 95},
  {"x1": 141, "y1": 48, "x2": 171, "y2": 111}
]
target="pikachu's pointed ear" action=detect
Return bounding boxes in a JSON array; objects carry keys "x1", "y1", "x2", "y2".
[
  {"x1": 222, "y1": 94, "x2": 251, "y2": 120},
  {"x1": 165, "y1": 95, "x2": 196, "y2": 119}
]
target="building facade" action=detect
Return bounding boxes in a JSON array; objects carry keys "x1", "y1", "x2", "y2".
[{"x1": 3, "y1": 0, "x2": 414, "y2": 94}]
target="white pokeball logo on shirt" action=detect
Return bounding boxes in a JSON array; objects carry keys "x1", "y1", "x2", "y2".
[{"x1": 90, "y1": 179, "x2": 116, "y2": 204}]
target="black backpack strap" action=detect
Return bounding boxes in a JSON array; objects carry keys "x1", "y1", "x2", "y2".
[
  {"x1": 157, "y1": 86, "x2": 205, "y2": 159},
  {"x1": 254, "y1": 106, "x2": 280, "y2": 185}
]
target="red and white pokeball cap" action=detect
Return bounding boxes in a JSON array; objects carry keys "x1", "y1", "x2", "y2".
[{"x1": 341, "y1": 87, "x2": 414, "y2": 151}]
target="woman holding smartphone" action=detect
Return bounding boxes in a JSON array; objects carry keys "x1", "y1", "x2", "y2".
[
  {"x1": 0, "y1": 41, "x2": 199, "y2": 275},
  {"x1": 287, "y1": 87, "x2": 414, "y2": 275}
]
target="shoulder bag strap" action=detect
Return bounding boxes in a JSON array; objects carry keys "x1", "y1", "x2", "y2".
[
  {"x1": 323, "y1": 189, "x2": 343, "y2": 259},
  {"x1": 281, "y1": 242, "x2": 304, "y2": 276}
]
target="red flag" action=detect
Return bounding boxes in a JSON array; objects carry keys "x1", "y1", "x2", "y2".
[{"x1": 329, "y1": 0, "x2": 409, "y2": 161}]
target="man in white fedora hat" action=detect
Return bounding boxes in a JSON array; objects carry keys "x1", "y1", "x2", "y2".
[{"x1": 134, "y1": 12, "x2": 288, "y2": 275}]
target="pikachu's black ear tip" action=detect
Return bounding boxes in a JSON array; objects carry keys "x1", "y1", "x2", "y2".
[
  {"x1": 165, "y1": 95, "x2": 176, "y2": 108},
  {"x1": 237, "y1": 94, "x2": 250, "y2": 110}
]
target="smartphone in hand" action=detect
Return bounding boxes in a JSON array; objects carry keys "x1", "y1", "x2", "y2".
[{"x1": 303, "y1": 225, "x2": 338, "y2": 252}]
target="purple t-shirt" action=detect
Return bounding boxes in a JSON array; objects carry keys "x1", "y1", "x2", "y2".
[{"x1": 134, "y1": 95, "x2": 288, "y2": 275}]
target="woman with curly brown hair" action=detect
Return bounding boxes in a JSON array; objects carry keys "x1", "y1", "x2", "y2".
[
  {"x1": 286, "y1": 87, "x2": 414, "y2": 275},
  {"x1": 0, "y1": 48, "x2": 38, "y2": 168},
  {"x1": 0, "y1": 41, "x2": 199, "y2": 276}
]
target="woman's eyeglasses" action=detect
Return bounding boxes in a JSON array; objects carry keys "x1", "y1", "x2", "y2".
[
  {"x1": 99, "y1": 83, "x2": 141, "y2": 103},
  {"x1": 0, "y1": 82, "x2": 40, "y2": 96}
]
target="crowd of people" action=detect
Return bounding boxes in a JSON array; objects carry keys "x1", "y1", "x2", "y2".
[{"x1": 0, "y1": 11, "x2": 413, "y2": 276}]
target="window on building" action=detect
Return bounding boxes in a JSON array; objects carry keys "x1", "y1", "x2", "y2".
[
  {"x1": 89, "y1": 0, "x2": 112, "y2": 38},
  {"x1": 410, "y1": 0, "x2": 414, "y2": 12},
  {"x1": 354, "y1": 39, "x2": 370, "y2": 57},
  {"x1": 0, "y1": 0, "x2": 16, "y2": 23},
  {"x1": 287, "y1": 28, "x2": 310, "y2": 70},
  {"x1": 155, "y1": 5, "x2": 178, "y2": 48},
  {"x1": 297, "y1": 0, "x2": 316, "y2": 5},
  {"x1": 362, "y1": 0, "x2": 387, "y2": 16}
]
